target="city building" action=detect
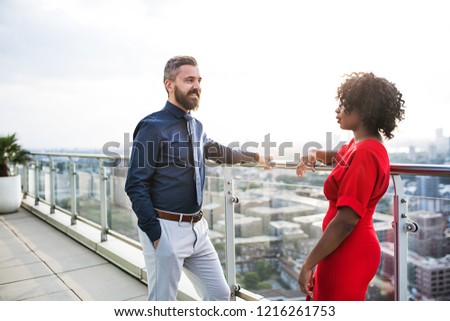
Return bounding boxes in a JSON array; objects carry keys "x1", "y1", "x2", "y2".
[{"x1": 408, "y1": 211, "x2": 448, "y2": 258}]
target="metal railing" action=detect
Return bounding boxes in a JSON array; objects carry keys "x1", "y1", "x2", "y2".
[{"x1": 20, "y1": 152, "x2": 450, "y2": 301}]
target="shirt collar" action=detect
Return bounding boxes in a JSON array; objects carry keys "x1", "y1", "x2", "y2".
[{"x1": 164, "y1": 101, "x2": 188, "y2": 119}]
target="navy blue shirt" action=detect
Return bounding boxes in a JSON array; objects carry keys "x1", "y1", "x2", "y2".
[{"x1": 125, "y1": 101, "x2": 259, "y2": 242}]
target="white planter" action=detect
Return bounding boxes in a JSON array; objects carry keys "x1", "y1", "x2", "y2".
[{"x1": 0, "y1": 175, "x2": 22, "y2": 214}]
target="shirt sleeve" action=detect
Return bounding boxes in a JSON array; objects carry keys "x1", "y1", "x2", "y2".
[
  {"x1": 203, "y1": 137, "x2": 259, "y2": 164},
  {"x1": 124, "y1": 119, "x2": 161, "y2": 242},
  {"x1": 335, "y1": 147, "x2": 379, "y2": 217}
]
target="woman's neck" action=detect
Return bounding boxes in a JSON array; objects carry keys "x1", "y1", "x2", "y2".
[{"x1": 353, "y1": 128, "x2": 382, "y2": 143}]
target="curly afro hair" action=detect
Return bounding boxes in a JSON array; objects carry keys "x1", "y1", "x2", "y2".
[{"x1": 337, "y1": 72, "x2": 405, "y2": 140}]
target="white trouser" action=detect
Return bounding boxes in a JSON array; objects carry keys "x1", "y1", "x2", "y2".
[{"x1": 138, "y1": 217, "x2": 230, "y2": 301}]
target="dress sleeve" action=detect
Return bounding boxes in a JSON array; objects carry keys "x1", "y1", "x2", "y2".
[{"x1": 336, "y1": 147, "x2": 379, "y2": 217}]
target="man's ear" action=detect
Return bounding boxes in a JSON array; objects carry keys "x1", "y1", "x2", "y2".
[{"x1": 164, "y1": 79, "x2": 173, "y2": 94}]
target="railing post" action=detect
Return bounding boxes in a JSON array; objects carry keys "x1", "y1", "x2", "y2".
[
  {"x1": 48, "y1": 156, "x2": 56, "y2": 214},
  {"x1": 34, "y1": 159, "x2": 39, "y2": 205},
  {"x1": 70, "y1": 157, "x2": 78, "y2": 225},
  {"x1": 22, "y1": 163, "x2": 28, "y2": 199},
  {"x1": 392, "y1": 174, "x2": 409, "y2": 301},
  {"x1": 223, "y1": 167, "x2": 239, "y2": 300},
  {"x1": 100, "y1": 164, "x2": 109, "y2": 242}
]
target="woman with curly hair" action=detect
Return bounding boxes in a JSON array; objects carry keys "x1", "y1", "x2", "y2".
[{"x1": 296, "y1": 72, "x2": 406, "y2": 300}]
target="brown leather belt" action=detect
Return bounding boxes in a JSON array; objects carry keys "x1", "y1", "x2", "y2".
[{"x1": 156, "y1": 210, "x2": 203, "y2": 223}]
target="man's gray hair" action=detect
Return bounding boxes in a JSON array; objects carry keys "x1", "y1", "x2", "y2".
[{"x1": 163, "y1": 56, "x2": 198, "y2": 82}]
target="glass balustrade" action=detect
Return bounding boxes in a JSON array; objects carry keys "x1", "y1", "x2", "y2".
[{"x1": 20, "y1": 153, "x2": 450, "y2": 301}]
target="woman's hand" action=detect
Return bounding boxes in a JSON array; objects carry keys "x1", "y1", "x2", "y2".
[
  {"x1": 296, "y1": 147, "x2": 318, "y2": 178},
  {"x1": 298, "y1": 263, "x2": 314, "y2": 299}
]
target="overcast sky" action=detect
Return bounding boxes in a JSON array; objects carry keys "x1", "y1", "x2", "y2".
[{"x1": 1, "y1": 0, "x2": 449, "y2": 157}]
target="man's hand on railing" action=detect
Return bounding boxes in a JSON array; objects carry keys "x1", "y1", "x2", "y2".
[{"x1": 257, "y1": 152, "x2": 273, "y2": 170}]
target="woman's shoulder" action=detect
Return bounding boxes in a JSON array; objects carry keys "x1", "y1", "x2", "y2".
[
  {"x1": 352, "y1": 139, "x2": 389, "y2": 164},
  {"x1": 338, "y1": 137, "x2": 386, "y2": 158},
  {"x1": 356, "y1": 138, "x2": 386, "y2": 152}
]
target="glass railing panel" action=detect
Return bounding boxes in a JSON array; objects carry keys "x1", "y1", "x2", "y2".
[
  {"x1": 220, "y1": 166, "x2": 400, "y2": 301},
  {"x1": 401, "y1": 174, "x2": 450, "y2": 301},
  {"x1": 27, "y1": 164, "x2": 36, "y2": 197},
  {"x1": 108, "y1": 166, "x2": 140, "y2": 241},
  {"x1": 222, "y1": 166, "x2": 325, "y2": 300},
  {"x1": 36, "y1": 158, "x2": 48, "y2": 202},
  {"x1": 203, "y1": 169, "x2": 227, "y2": 267},
  {"x1": 76, "y1": 158, "x2": 102, "y2": 225},
  {"x1": 371, "y1": 187, "x2": 396, "y2": 301},
  {"x1": 54, "y1": 159, "x2": 72, "y2": 212}
]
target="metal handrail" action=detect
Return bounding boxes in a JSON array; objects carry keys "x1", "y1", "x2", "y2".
[
  {"x1": 27, "y1": 152, "x2": 450, "y2": 176},
  {"x1": 390, "y1": 163, "x2": 450, "y2": 176},
  {"x1": 30, "y1": 152, "x2": 113, "y2": 159},
  {"x1": 266, "y1": 160, "x2": 450, "y2": 177}
]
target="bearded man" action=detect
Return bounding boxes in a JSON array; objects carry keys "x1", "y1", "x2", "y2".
[{"x1": 125, "y1": 56, "x2": 267, "y2": 301}]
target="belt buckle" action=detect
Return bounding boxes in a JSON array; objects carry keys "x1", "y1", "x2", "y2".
[{"x1": 191, "y1": 211, "x2": 203, "y2": 223}]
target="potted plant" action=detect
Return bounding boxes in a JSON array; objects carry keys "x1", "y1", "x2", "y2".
[{"x1": 0, "y1": 133, "x2": 30, "y2": 213}]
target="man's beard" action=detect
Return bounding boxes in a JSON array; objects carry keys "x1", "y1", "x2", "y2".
[{"x1": 174, "y1": 85, "x2": 200, "y2": 111}]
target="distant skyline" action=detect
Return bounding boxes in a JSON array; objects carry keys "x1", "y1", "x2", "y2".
[{"x1": 1, "y1": 0, "x2": 449, "y2": 156}]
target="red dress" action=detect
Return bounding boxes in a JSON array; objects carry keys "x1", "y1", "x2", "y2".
[{"x1": 313, "y1": 138, "x2": 390, "y2": 301}]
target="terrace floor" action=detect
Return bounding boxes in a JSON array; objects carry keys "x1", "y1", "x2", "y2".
[{"x1": 0, "y1": 207, "x2": 148, "y2": 301}]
